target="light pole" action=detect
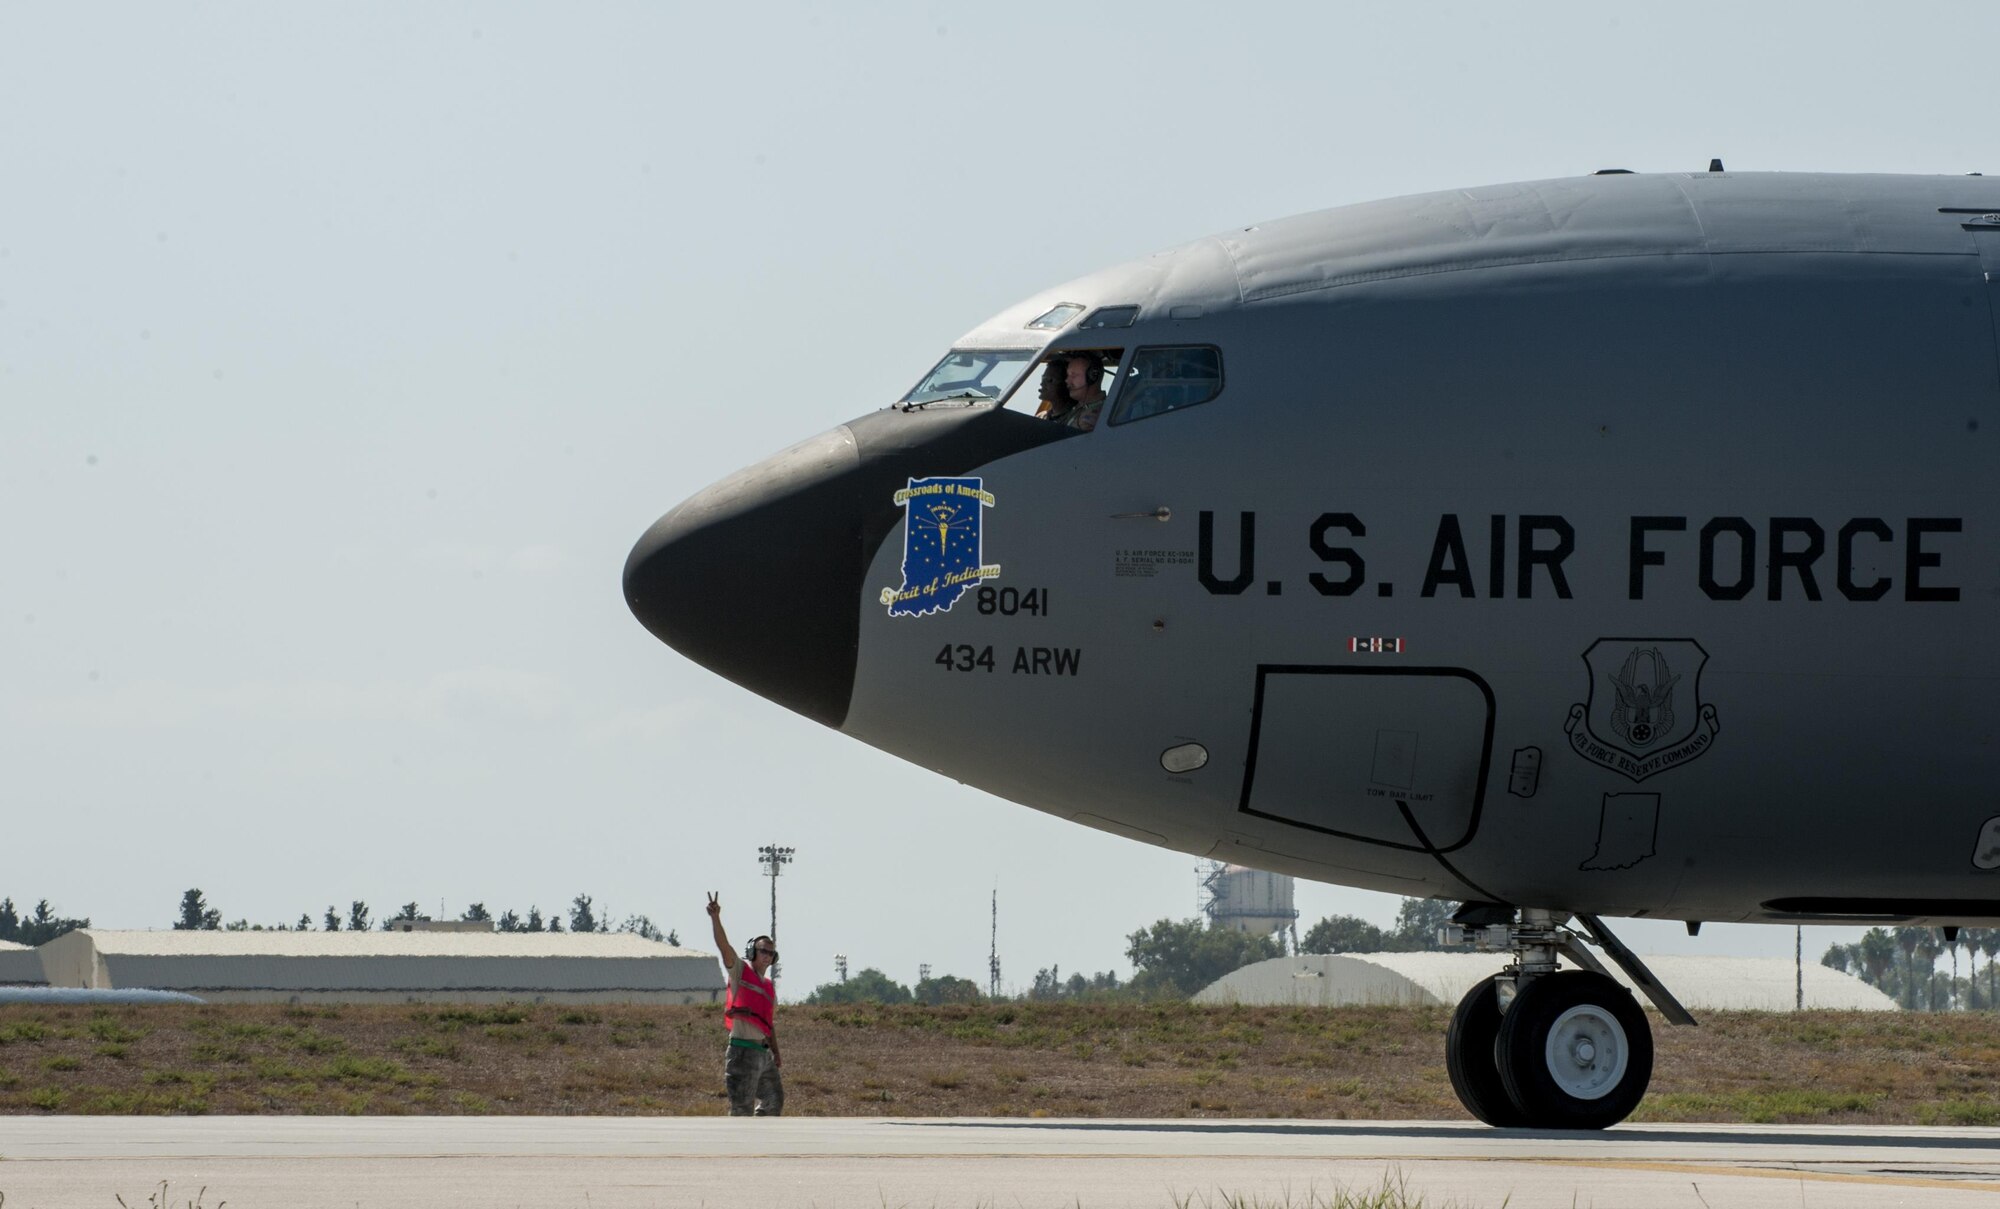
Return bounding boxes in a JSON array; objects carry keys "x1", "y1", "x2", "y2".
[
  {"x1": 758, "y1": 844, "x2": 795, "y2": 976},
  {"x1": 1796, "y1": 924, "x2": 1804, "y2": 1011}
]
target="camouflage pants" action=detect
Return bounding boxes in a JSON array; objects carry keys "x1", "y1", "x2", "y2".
[{"x1": 724, "y1": 1042, "x2": 784, "y2": 1117}]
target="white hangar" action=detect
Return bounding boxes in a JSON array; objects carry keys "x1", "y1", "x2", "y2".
[
  {"x1": 0, "y1": 940, "x2": 45, "y2": 987},
  {"x1": 38, "y1": 929, "x2": 725, "y2": 1005},
  {"x1": 1195, "y1": 953, "x2": 1898, "y2": 1012}
]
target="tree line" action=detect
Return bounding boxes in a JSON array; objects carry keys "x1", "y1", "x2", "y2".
[
  {"x1": 0, "y1": 899, "x2": 88, "y2": 946},
  {"x1": 1822, "y1": 927, "x2": 2000, "y2": 1011},
  {"x1": 0, "y1": 890, "x2": 679, "y2": 947},
  {"x1": 165, "y1": 888, "x2": 677, "y2": 944},
  {"x1": 803, "y1": 899, "x2": 1462, "y2": 1005}
]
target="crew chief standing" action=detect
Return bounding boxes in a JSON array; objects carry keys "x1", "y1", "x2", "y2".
[{"x1": 707, "y1": 892, "x2": 784, "y2": 1116}]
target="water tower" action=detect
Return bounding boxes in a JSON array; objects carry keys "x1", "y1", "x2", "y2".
[{"x1": 1198, "y1": 861, "x2": 1299, "y2": 950}]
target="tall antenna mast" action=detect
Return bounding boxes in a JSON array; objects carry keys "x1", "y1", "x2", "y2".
[{"x1": 988, "y1": 883, "x2": 1001, "y2": 999}]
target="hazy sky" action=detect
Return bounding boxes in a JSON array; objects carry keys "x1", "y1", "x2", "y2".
[{"x1": 4, "y1": 3, "x2": 1994, "y2": 996}]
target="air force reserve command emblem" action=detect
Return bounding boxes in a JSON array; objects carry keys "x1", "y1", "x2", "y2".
[
  {"x1": 879, "y1": 476, "x2": 1000, "y2": 617},
  {"x1": 1563, "y1": 639, "x2": 1720, "y2": 782}
]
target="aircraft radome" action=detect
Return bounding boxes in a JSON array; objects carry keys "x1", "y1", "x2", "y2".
[{"x1": 625, "y1": 166, "x2": 2000, "y2": 1129}]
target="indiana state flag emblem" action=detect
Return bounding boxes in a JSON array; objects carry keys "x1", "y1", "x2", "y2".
[{"x1": 879, "y1": 476, "x2": 1000, "y2": 618}]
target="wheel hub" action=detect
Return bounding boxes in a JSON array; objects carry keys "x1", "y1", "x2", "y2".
[{"x1": 1544, "y1": 1004, "x2": 1628, "y2": 1101}]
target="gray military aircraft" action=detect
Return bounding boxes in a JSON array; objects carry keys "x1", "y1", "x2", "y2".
[{"x1": 625, "y1": 167, "x2": 2000, "y2": 1129}]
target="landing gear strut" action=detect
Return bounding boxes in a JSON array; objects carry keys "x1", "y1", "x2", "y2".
[{"x1": 1441, "y1": 908, "x2": 1694, "y2": 1130}]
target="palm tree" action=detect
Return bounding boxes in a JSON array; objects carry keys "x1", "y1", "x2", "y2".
[
  {"x1": 1896, "y1": 927, "x2": 1923, "y2": 1009},
  {"x1": 1916, "y1": 930, "x2": 1942, "y2": 1011},
  {"x1": 1968, "y1": 927, "x2": 1994, "y2": 1010},
  {"x1": 1859, "y1": 928, "x2": 1897, "y2": 993},
  {"x1": 1983, "y1": 929, "x2": 2000, "y2": 1011}
]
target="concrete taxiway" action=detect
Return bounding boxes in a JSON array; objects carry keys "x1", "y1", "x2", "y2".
[{"x1": 3, "y1": 1117, "x2": 1999, "y2": 1208}]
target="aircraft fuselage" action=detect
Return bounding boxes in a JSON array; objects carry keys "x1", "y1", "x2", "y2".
[{"x1": 630, "y1": 171, "x2": 2000, "y2": 930}]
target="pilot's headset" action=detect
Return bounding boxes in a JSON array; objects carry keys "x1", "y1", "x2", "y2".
[{"x1": 1072, "y1": 350, "x2": 1105, "y2": 383}]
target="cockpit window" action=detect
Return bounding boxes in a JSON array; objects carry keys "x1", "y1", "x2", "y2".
[
  {"x1": 1026, "y1": 303, "x2": 1084, "y2": 330},
  {"x1": 901, "y1": 348, "x2": 1037, "y2": 405},
  {"x1": 1079, "y1": 305, "x2": 1139, "y2": 329},
  {"x1": 1109, "y1": 345, "x2": 1224, "y2": 425}
]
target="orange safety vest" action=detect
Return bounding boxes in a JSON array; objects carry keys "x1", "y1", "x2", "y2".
[{"x1": 724, "y1": 960, "x2": 775, "y2": 1039}]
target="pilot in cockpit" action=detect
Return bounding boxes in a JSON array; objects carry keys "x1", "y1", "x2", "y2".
[
  {"x1": 1061, "y1": 352, "x2": 1108, "y2": 431},
  {"x1": 1033, "y1": 361, "x2": 1075, "y2": 426}
]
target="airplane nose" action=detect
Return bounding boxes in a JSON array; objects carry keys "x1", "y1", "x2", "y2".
[
  {"x1": 624, "y1": 405, "x2": 1074, "y2": 728},
  {"x1": 624, "y1": 426, "x2": 863, "y2": 727}
]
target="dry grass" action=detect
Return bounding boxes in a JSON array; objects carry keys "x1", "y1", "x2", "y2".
[{"x1": 0, "y1": 1001, "x2": 1992, "y2": 1122}]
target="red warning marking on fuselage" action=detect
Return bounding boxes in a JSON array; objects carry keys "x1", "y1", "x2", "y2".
[{"x1": 1347, "y1": 637, "x2": 1405, "y2": 654}]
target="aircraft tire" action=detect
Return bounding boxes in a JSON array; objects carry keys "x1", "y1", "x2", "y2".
[
  {"x1": 1496, "y1": 970, "x2": 1652, "y2": 1130},
  {"x1": 1445, "y1": 975, "x2": 1527, "y2": 1127}
]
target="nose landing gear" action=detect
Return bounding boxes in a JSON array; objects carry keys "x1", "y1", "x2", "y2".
[
  {"x1": 1496, "y1": 969, "x2": 1652, "y2": 1128},
  {"x1": 1442, "y1": 908, "x2": 1693, "y2": 1130}
]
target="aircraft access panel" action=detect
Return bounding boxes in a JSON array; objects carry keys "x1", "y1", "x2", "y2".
[{"x1": 1238, "y1": 665, "x2": 1495, "y2": 854}]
